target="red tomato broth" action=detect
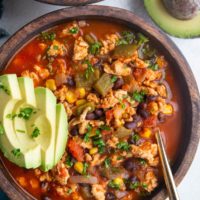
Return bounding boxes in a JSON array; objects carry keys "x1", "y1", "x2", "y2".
[{"x1": 1, "y1": 20, "x2": 182, "y2": 200}]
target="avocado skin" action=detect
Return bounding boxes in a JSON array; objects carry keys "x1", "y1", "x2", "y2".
[{"x1": 144, "y1": 0, "x2": 200, "y2": 38}]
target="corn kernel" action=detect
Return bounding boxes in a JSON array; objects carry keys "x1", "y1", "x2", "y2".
[
  {"x1": 66, "y1": 90, "x2": 77, "y2": 104},
  {"x1": 113, "y1": 178, "x2": 123, "y2": 186},
  {"x1": 45, "y1": 79, "x2": 57, "y2": 91},
  {"x1": 162, "y1": 104, "x2": 173, "y2": 115},
  {"x1": 76, "y1": 87, "x2": 86, "y2": 99},
  {"x1": 74, "y1": 162, "x2": 83, "y2": 174},
  {"x1": 148, "y1": 102, "x2": 159, "y2": 115},
  {"x1": 89, "y1": 147, "x2": 98, "y2": 155},
  {"x1": 76, "y1": 99, "x2": 87, "y2": 106},
  {"x1": 141, "y1": 128, "x2": 152, "y2": 139}
]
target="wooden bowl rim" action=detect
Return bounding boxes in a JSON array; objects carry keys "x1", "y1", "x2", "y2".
[
  {"x1": 35, "y1": 0, "x2": 103, "y2": 6},
  {"x1": 0, "y1": 5, "x2": 199, "y2": 200}
]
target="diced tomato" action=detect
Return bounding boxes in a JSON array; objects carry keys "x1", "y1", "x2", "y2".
[
  {"x1": 105, "y1": 109, "x2": 114, "y2": 124},
  {"x1": 67, "y1": 139, "x2": 84, "y2": 162},
  {"x1": 143, "y1": 115, "x2": 157, "y2": 127},
  {"x1": 101, "y1": 130, "x2": 112, "y2": 136}
]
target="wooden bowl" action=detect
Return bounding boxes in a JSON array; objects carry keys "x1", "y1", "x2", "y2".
[
  {"x1": 35, "y1": 0, "x2": 103, "y2": 6},
  {"x1": 0, "y1": 5, "x2": 199, "y2": 200}
]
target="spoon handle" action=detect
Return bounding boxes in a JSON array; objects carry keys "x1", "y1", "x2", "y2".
[{"x1": 155, "y1": 131, "x2": 180, "y2": 200}]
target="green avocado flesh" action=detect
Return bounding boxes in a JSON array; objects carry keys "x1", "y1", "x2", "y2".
[
  {"x1": 0, "y1": 75, "x2": 68, "y2": 171},
  {"x1": 144, "y1": 0, "x2": 200, "y2": 38}
]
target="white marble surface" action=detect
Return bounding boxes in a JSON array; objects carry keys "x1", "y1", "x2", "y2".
[{"x1": 0, "y1": 0, "x2": 200, "y2": 199}]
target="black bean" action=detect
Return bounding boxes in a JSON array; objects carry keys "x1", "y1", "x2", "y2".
[
  {"x1": 113, "y1": 78, "x2": 124, "y2": 90},
  {"x1": 138, "y1": 109, "x2": 149, "y2": 119},
  {"x1": 94, "y1": 108, "x2": 104, "y2": 118},
  {"x1": 158, "y1": 112, "x2": 166, "y2": 123},
  {"x1": 138, "y1": 102, "x2": 147, "y2": 110},
  {"x1": 86, "y1": 112, "x2": 97, "y2": 120},
  {"x1": 41, "y1": 182, "x2": 49, "y2": 192},
  {"x1": 124, "y1": 121, "x2": 137, "y2": 129},
  {"x1": 147, "y1": 95, "x2": 158, "y2": 102},
  {"x1": 42, "y1": 197, "x2": 51, "y2": 200},
  {"x1": 126, "y1": 176, "x2": 140, "y2": 190},
  {"x1": 71, "y1": 125, "x2": 79, "y2": 136},
  {"x1": 123, "y1": 158, "x2": 138, "y2": 171},
  {"x1": 105, "y1": 192, "x2": 116, "y2": 200},
  {"x1": 67, "y1": 76, "x2": 75, "y2": 87}
]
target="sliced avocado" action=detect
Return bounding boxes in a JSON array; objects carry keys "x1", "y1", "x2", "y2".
[
  {"x1": 54, "y1": 104, "x2": 68, "y2": 165},
  {"x1": 18, "y1": 77, "x2": 36, "y2": 107},
  {"x1": 144, "y1": 0, "x2": 200, "y2": 38},
  {"x1": 0, "y1": 75, "x2": 41, "y2": 168},
  {"x1": 35, "y1": 87, "x2": 56, "y2": 171},
  {"x1": 0, "y1": 75, "x2": 68, "y2": 171}
]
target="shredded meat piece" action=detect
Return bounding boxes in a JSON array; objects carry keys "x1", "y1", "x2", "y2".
[
  {"x1": 87, "y1": 93, "x2": 100, "y2": 104},
  {"x1": 104, "y1": 60, "x2": 131, "y2": 76},
  {"x1": 34, "y1": 65, "x2": 50, "y2": 80},
  {"x1": 106, "y1": 136, "x2": 119, "y2": 148},
  {"x1": 54, "y1": 86, "x2": 68, "y2": 102},
  {"x1": 92, "y1": 184, "x2": 106, "y2": 200},
  {"x1": 143, "y1": 171, "x2": 158, "y2": 192},
  {"x1": 53, "y1": 162, "x2": 69, "y2": 185},
  {"x1": 63, "y1": 102, "x2": 73, "y2": 118},
  {"x1": 90, "y1": 154, "x2": 106, "y2": 167},
  {"x1": 100, "y1": 33, "x2": 119, "y2": 55},
  {"x1": 131, "y1": 142, "x2": 159, "y2": 167},
  {"x1": 47, "y1": 40, "x2": 68, "y2": 57},
  {"x1": 60, "y1": 23, "x2": 79, "y2": 38},
  {"x1": 73, "y1": 37, "x2": 89, "y2": 61}
]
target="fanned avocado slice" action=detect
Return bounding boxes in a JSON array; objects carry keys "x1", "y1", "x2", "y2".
[{"x1": 144, "y1": 0, "x2": 200, "y2": 38}]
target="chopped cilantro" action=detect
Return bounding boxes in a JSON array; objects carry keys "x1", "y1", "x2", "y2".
[
  {"x1": 117, "y1": 31, "x2": 135, "y2": 45},
  {"x1": 66, "y1": 155, "x2": 74, "y2": 167},
  {"x1": 40, "y1": 32, "x2": 56, "y2": 41},
  {"x1": 141, "y1": 183, "x2": 148, "y2": 189},
  {"x1": 117, "y1": 142, "x2": 130, "y2": 151},
  {"x1": 132, "y1": 90, "x2": 146, "y2": 103},
  {"x1": 108, "y1": 180, "x2": 120, "y2": 190},
  {"x1": 95, "y1": 129, "x2": 101, "y2": 136},
  {"x1": 99, "y1": 125, "x2": 110, "y2": 131},
  {"x1": 93, "y1": 138, "x2": 105, "y2": 154},
  {"x1": 148, "y1": 64, "x2": 159, "y2": 71},
  {"x1": 82, "y1": 162, "x2": 89, "y2": 175},
  {"x1": 11, "y1": 148, "x2": 21, "y2": 157},
  {"x1": 137, "y1": 33, "x2": 149, "y2": 45},
  {"x1": 132, "y1": 134, "x2": 140, "y2": 143},
  {"x1": 84, "y1": 60, "x2": 94, "y2": 79},
  {"x1": 18, "y1": 107, "x2": 33, "y2": 120},
  {"x1": 69, "y1": 27, "x2": 79, "y2": 34},
  {"x1": 0, "y1": 123, "x2": 5, "y2": 135},
  {"x1": 118, "y1": 98, "x2": 125, "y2": 109},
  {"x1": 104, "y1": 157, "x2": 111, "y2": 168},
  {"x1": 16, "y1": 129, "x2": 26, "y2": 133},
  {"x1": 84, "y1": 125, "x2": 92, "y2": 142},
  {"x1": 129, "y1": 181, "x2": 140, "y2": 189},
  {"x1": 53, "y1": 45, "x2": 59, "y2": 50},
  {"x1": 111, "y1": 75, "x2": 118, "y2": 83},
  {"x1": 31, "y1": 127, "x2": 40, "y2": 138},
  {"x1": 0, "y1": 81, "x2": 10, "y2": 95},
  {"x1": 138, "y1": 158, "x2": 146, "y2": 165},
  {"x1": 67, "y1": 188, "x2": 72, "y2": 194},
  {"x1": 89, "y1": 42, "x2": 102, "y2": 55},
  {"x1": 83, "y1": 132, "x2": 90, "y2": 142}
]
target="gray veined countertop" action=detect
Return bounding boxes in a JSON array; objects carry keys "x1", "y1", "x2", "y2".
[{"x1": 0, "y1": 0, "x2": 200, "y2": 199}]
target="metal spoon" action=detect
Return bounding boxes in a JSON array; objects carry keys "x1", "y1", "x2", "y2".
[{"x1": 155, "y1": 130, "x2": 180, "y2": 200}]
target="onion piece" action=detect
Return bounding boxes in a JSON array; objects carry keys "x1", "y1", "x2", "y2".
[
  {"x1": 162, "y1": 80, "x2": 172, "y2": 100},
  {"x1": 69, "y1": 176, "x2": 98, "y2": 184},
  {"x1": 115, "y1": 191, "x2": 128, "y2": 199},
  {"x1": 55, "y1": 73, "x2": 67, "y2": 87}
]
